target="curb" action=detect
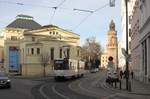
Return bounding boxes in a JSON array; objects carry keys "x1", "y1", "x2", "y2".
[
  {"x1": 103, "y1": 82, "x2": 150, "y2": 96},
  {"x1": 10, "y1": 75, "x2": 54, "y2": 80}
]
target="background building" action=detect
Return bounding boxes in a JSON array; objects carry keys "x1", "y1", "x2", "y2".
[
  {"x1": 107, "y1": 20, "x2": 118, "y2": 69},
  {"x1": 101, "y1": 53, "x2": 108, "y2": 68},
  {"x1": 0, "y1": 14, "x2": 81, "y2": 76},
  {"x1": 101, "y1": 20, "x2": 118, "y2": 69}
]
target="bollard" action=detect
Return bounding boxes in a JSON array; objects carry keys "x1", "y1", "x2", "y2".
[
  {"x1": 111, "y1": 80, "x2": 113, "y2": 86},
  {"x1": 128, "y1": 80, "x2": 132, "y2": 92},
  {"x1": 119, "y1": 80, "x2": 122, "y2": 90},
  {"x1": 111, "y1": 82, "x2": 113, "y2": 86},
  {"x1": 115, "y1": 81, "x2": 117, "y2": 88}
]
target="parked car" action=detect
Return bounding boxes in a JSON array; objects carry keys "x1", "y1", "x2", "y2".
[
  {"x1": 106, "y1": 70, "x2": 119, "y2": 83},
  {"x1": 0, "y1": 71, "x2": 11, "y2": 88},
  {"x1": 90, "y1": 68, "x2": 99, "y2": 73}
]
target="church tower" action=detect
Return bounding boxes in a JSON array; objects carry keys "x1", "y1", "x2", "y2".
[{"x1": 107, "y1": 20, "x2": 118, "y2": 69}]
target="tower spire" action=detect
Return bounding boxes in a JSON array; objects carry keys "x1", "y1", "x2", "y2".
[{"x1": 109, "y1": 20, "x2": 115, "y2": 31}]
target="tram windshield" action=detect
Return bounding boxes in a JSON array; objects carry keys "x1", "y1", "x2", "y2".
[{"x1": 54, "y1": 59, "x2": 69, "y2": 70}]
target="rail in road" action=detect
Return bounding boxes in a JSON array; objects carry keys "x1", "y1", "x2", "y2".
[
  {"x1": 0, "y1": 71, "x2": 136, "y2": 99},
  {"x1": 32, "y1": 71, "x2": 133, "y2": 99}
]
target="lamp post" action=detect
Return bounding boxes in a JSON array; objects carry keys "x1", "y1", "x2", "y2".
[
  {"x1": 125, "y1": 0, "x2": 129, "y2": 91},
  {"x1": 109, "y1": 0, "x2": 131, "y2": 91}
]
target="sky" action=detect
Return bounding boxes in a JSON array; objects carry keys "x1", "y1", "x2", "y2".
[{"x1": 0, "y1": 0, "x2": 121, "y2": 47}]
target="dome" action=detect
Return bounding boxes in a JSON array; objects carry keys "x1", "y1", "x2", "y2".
[{"x1": 6, "y1": 14, "x2": 41, "y2": 30}]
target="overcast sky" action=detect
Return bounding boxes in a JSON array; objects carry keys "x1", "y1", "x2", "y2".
[{"x1": 0, "y1": 0, "x2": 121, "y2": 47}]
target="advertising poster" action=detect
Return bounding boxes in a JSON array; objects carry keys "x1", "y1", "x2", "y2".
[{"x1": 9, "y1": 46, "x2": 20, "y2": 72}]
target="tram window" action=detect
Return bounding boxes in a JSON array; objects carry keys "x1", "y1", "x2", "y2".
[
  {"x1": 63, "y1": 59, "x2": 69, "y2": 69},
  {"x1": 54, "y1": 60, "x2": 69, "y2": 70},
  {"x1": 54, "y1": 60, "x2": 64, "y2": 70},
  {"x1": 70, "y1": 62, "x2": 72, "y2": 69}
]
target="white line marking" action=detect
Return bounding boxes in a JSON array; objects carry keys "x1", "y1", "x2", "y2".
[
  {"x1": 39, "y1": 84, "x2": 51, "y2": 99},
  {"x1": 68, "y1": 80, "x2": 79, "y2": 92},
  {"x1": 52, "y1": 85, "x2": 70, "y2": 99}
]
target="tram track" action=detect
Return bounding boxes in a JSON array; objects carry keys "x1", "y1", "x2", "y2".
[{"x1": 33, "y1": 71, "x2": 127, "y2": 99}]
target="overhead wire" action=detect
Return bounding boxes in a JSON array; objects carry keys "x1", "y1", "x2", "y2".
[
  {"x1": 73, "y1": 14, "x2": 92, "y2": 30},
  {"x1": 0, "y1": 0, "x2": 68, "y2": 24},
  {"x1": 73, "y1": 2, "x2": 109, "y2": 31},
  {"x1": 0, "y1": 0, "x2": 54, "y2": 8},
  {"x1": 94, "y1": 3, "x2": 109, "y2": 12},
  {"x1": 0, "y1": 0, "x2": 72, "y2": 11},
  {"x1": 0, "y1": 0, "x2": 110, "y2": 31},
  {"x1": 57, "y1": 0, "x2": 66, "y2": 8},
  {"x1": 73, "y1": 8, "x2": 94, "y2": 13},
  {"x1": 50, "y1": 7, "x2": 57, "y2": 24},
  {"x1": 49, "y1": 0, "x2": 66, "y2": 24}
]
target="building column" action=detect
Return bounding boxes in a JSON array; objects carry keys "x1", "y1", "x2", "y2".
[
  {"x1": 147, "y1": 37, "x2": 150, "y2": 82},
  {"x1": 139, "y1": 43, "x2": 143, "y2": 81},
  {"x1": 4, "y1": 45, "x2": 9, "y2": 73}
]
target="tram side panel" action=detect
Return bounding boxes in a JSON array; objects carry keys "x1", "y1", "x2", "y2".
[{"x1": 53, "y1": 59, "x2": 85, "y2": 79}]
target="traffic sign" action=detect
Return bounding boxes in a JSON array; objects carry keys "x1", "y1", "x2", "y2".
[
  {"x1": 121, "y1": 48, "x2": 129, "y2": 58},
  {"x1": 121, "y1": 48, "x2": 131, "y2": 62}
]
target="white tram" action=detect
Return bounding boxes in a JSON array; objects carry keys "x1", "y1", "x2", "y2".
[{"x1": 53, "y1": 58, "x2": 85, "y2": 80}]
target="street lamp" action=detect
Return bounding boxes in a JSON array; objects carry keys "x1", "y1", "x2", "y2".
[{"x1": 125, "y1": 0, "x2": 130, "y2": 91}]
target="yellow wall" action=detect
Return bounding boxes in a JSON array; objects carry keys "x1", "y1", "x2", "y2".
[
  {"x1": 1, "y1": 25, "x2": 80, "y2": 76},
  {"x1": 101, "y1": 54, "x2": 108, "y2": 68}
]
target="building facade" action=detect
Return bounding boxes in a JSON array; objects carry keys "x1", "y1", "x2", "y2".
[
  {"x1": 129, "y1": 0, "x2": 141, "y2": 80},
  {"x1": 123, "y1": 0, "x2": 150, "y2": 83},
  {"x1": 101, "y1": 53, "x2": 108, "y2": 68},
  {"x1": 118, "y1": 40, "x2": 126, "y2": 70},
  {"x1": 139, "y1": 0, "x2": 150, "y2": 83},
  {"x1": 0, "y1": 14, "x2": 81, "y2": 76}
]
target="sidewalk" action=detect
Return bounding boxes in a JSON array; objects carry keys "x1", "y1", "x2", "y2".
[
  {"x1": 121, "y1": 78, "x2": 150, "y2": 95},
  {"x1": 105, "y1": 78, "x2": 150, "y2": 95}
]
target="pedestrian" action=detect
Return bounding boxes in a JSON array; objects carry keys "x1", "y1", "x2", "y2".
[
  {"x1": 123, "y1": 70, "x2": 128, "y2": 79},
  {"x1": 131, "y1": 70, "x2": 134, "y2": 79},
  {"x1": 120, "y1": 70, "x2": 123, "y2": 79}
]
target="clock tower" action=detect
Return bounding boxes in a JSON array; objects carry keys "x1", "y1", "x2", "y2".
[{"x1": 107, "y1": 20, "x2": 118, "y2": 69}]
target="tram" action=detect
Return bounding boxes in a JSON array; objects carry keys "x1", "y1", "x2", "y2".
[{"x1": 53, "y1": 58, "x2": 85, "y2": 80}]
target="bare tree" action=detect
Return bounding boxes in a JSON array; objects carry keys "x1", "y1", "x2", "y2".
[
  {"x1": 40, "y1": 52, "x2": 50, "y2": 77},
  {"x1": 81, "y1": 37, "x2": 102, "y2": 69}
]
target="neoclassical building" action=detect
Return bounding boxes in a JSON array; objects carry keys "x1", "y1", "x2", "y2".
[
  {"x1": 101, "y1": 20, "x2": 118, "y2": 69},
  {"x1": 0, "y1": 14, "x2": 81, "y2": 76}
]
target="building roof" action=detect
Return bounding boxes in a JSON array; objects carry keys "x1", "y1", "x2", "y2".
[
  {"x1": 45, "y1": 25, "x2": 80, "y2": 36},
  {"x1": 6, "y1": 14, "x2": 41, "y2": 30},
  {"x1": 25, "y1": 24, "x2": 80, "y2": 37}
]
